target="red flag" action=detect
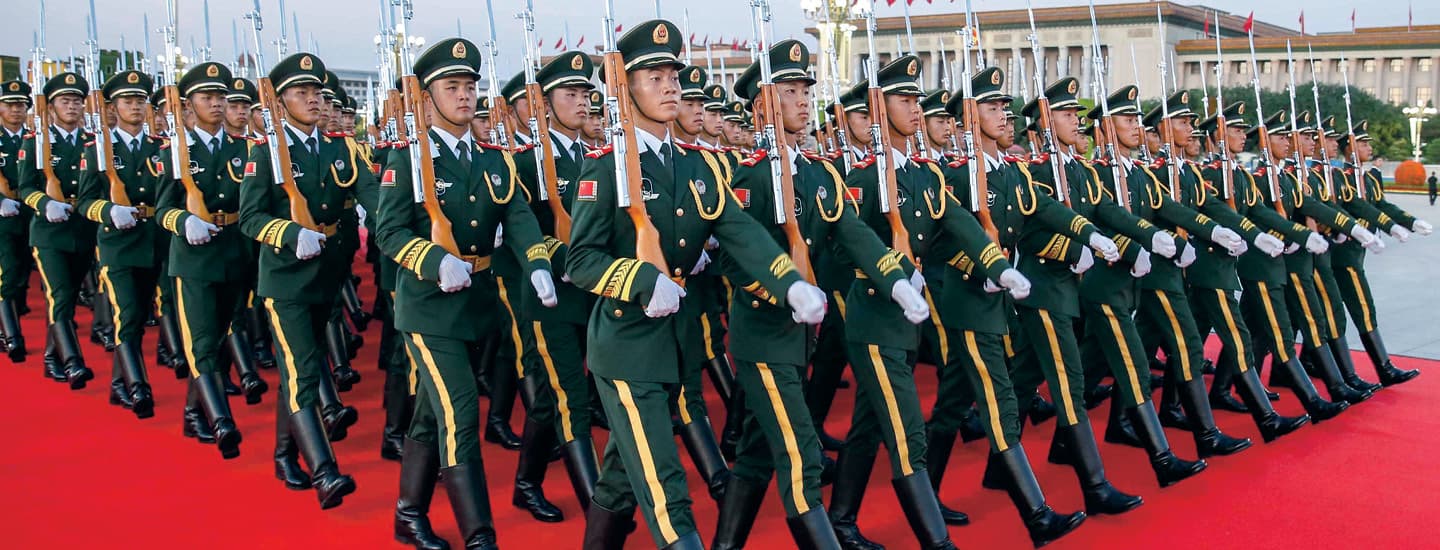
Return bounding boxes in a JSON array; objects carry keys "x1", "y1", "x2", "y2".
[
  {"x1": 1351, "y1": 9, "x2": 1356, "y2": 32},
  {"x1": 1299, "y1": 11, "x2": 1305, "y2": 35},
  {"x1": 1243, "y1": 11, "x2": 1254, "y2": 34},
  {"x1": 689, "y1": 32, "x2": 696, "y2": 45},
  {"x1": 885, "y1": 0, "x2": 896, "y2": 5},
  {"x1": 537, "y1": 37, "x2": 543, "y2": 49},
  {"x1": 1409, "y1": 3, "x2": 1414, "y2": 32},
  {"x1": 614, "y1": 23, "x2": 623, "y2": 33},
  {"x1": 1203, "y1": 12, "x2": 1210, "y2": 37},
  {"x1": 554, "y1": 37, "x2": 565, "y2": 50},
  {"x1": 701, "y1": 34, "x2": 709, "y2": 46},
  {"x1": 575, "y1": 35, "x2": 585, "y2": 48}
]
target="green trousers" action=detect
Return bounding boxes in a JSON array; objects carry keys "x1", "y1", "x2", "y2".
[
  {"x1": 1189, "y1": 287, "x2": 1257, "y2": 378},
  {"x1": 730, "y1": 359, "x2": 825, "y2": 517},
  {"x1": 1311, "y1": 266, "x2": 1347, "y2": 340},
  {"x1": 33, "y1": 247, "x2": 93, "y2": 326},
  {"x1": 0, "y1": 230, "x2": 32, "y2": 302},
  {"x1": 941, "y1": 329, "x2": 1021, "y2": 452},
  {"x1": 842, "y1": 343, "x2": 928, "y2": 478},
  {"x1": 1240, "y1": 279, "x2": 1296, "y2": 364},
  {"x1": 592, "y1": 376, "x2": 697, "y2": 547},
  {"x1": 1078, "y1": 297, "x2": 1155, "y2": 407},
  {"x1": 175, "y1": 277, "x2": 245, "y2": 377},
  {"x1": 1334, "y1": 264, "x2": 1379, "y2": 334},
  {"x1": 1134, "y1": 288, "x2": 1208, "y2": 383},
  {"x1": 264, "y1": 298, "x2": 330, "y2": 414},
  {"x1": 403, "y1": 331, "x2": 485, "y2": 468},
  {"x1": 524, "y1": 319, "x2": 593, "y2": 444},
  {"x1": 920, "y1": 282, "x2": 976, "y2": 420},
  {"x1": 98, "y1": 265, "x2": 159, "y2": 345},
  {"x1": 1284, "y1": 271, "x2": 1330, "y2": 352},
  {"x1": 805, "y1": 289, "x2": 850, "y2": 430},
  {"x1": 1010, "y1": 306, "x2": 1088, "y2": 427}
]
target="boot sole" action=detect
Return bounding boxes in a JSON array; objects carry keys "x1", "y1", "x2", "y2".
[
  {"x1": 1033, "y1": 513, "x2": 1087, "y2": 548},
  {"x1": 217, "y1": 430, "x2": 243, "y2": 460},
  {"x1": 132, "y1": 398, "x2": 155, "y2": 419},
  {"x1": 318, "y1": 479, "x2": 357, "y2": 510}
]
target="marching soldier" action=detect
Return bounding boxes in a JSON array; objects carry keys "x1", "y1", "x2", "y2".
[
  {"x1": 228, "y1": 77, "x2": 282, "y2": 373},
  {"x1": 239, "y1": 52, "x2": 374, "y2": 509},
  {"x1": 568, "y1": 19, "x2": 826, "y2": 549},
  {"x1": 582, "y1": 90, "x2": 605, "y2": 147},
  {"x1": 18, "y1": 71, "x2": 97, "y2": 389},
  {"x1": 0, "y1": 80, "x2": 34, "y2": 363}
]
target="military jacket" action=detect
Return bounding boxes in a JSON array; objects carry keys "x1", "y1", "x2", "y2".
[
  {"x1": 18, "y1": 126, "x2": 98, "y2": 252},
  {"x1": 0, "y1": 128, "x2": 33, "y2": 236},
  {"x1": 505, "y1": 132, "x2": 596, "y2": 324},
  {"x1": 1332, "y1": 165, "x2": 1403, "y2": 270},
  {"x1": 1176, "y1": 159, "x2": 1261, "y2": 291},
  {"x1": 1231, "y1": 166, "x2": 1312, "y2": 285},
  {"x1": 568, "y1": 140, "x2": 802, "y2": 383},
  {"x1": 144, "y1": 130, "x2": 256, "y2": 281},
  {"x1": 1275, "y1": 161, "x2": 1354, "y2": 277},
  {"x1": 74, "y1": 129, "x2": 169, "y2": 268}
]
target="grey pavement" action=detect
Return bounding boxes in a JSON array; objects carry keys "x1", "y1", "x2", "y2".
[{"x1": 1336, "y1": 192, "x2": 1440, "y2": 360}]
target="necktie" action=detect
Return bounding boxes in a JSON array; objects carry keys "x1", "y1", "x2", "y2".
[
  {"x1": 570, "y1": 141, "x2": 584, "y2": 163},
  {"x1": 210, "y1": 137, "x2": 221, "y2": 154},
  {"x1": 305, "y1": 136, "x2": 317, "y2": 156},
  {"x1": 658, "y1": 142, "x2": 672, "y2": 167},
  {"x1": 130, "y1": 139, "x2": 140, "y2": 155},
  {"x1": 456, "y1": 142, "x2": 472, "y2": 172}
]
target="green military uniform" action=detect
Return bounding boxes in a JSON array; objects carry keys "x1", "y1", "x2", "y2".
[
  {"x1": 238, "y1": 52, "x2": 374, "y2": 510},
  {"x1": 17, "y1": 72, "x2": 98, "y2": 389},
  {"x1": 566, "y1": 20, "x2": 807, "y2": 549},
  {"x1": 0, "y1": 80, "x2": 35, "y2": 363}
]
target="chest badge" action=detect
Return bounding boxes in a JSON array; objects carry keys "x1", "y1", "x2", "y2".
[
  {"x1": 290, "y1": 163, "x2": 305, "y2": 179},
  {"x1": 693, "y1": 178, "x2": 706, "y2": 195},
  {"x1": 489, "y1": 173, "x2": 503, "y2": 188},
  {"x1": 793, "y1": 196, "x2": 803, "y2": 217},
  {"x1": 641, "y1": 178, "x2": 659, "y2": 201},
  {"x1": 436, "y1": 179, "x2": 453, "y2": 196},
  {"x1": 556, "y1": 178, "x2": 569, "y2": 195},
  {"x1": 817, "y1": 185, "x2": 828, "y2": 200},
  {"x1": 334, "y1": 159, "x2": 346, "y2": 171},
  {"x1": 986, "y1": 188, "x2": 997, "y2": 207},
  {"x1": 189, "y1": 160, "x2": 205, "y2": 174},
  {"x1": 112, "y1": 155, "x2": 125, "y2": 170},
  {"x1": 231, "y1": 157, "x2": 243, "y2": 168}
]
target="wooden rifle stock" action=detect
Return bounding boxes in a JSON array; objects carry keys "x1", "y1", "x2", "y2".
[
  {"x1": 601, "y1": 50, "x2": 669, "y2": 276},
  {"x1": 756, "y1": 82, "x2": 814, "y2": 283},
  {"x1": 255, "y1": 77, "x2": 318, "y2": 230},
  {"x1": 868, "y1": 85, "x2": 914, "y2": 262},
  {"x1": 90, "y1": 92, "x2": 132, "y2": 207},
  {"x1": 1033, "y1": 96, "x2": 1070, "y2": 207},
  {"x1": 34, "y1": 94, "x2": 64, "y2": 201},
  {"x1": 1097, "y1": 115, "x2": 1130, "y2": 212},
  {"x1": 162, "y1": 85, "x2": 211, "y2": 218},
  {"x1": 524, "y1": 80, "x2": 572, "y2": 242},
  {"x1": 961, "y1": 96, "x2": 999, "y2": 244},
  {"x1": 400, "y1": 75, "x2": 460, "y2": 257}
]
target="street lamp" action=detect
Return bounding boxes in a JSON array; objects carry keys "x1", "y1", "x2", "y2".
[
  {"x1": 1403, "y1": 101, "x2": 1437, "y2": 161},
  {"x1": 801, "y1": 0, "x2": 860, "y2": 90}
]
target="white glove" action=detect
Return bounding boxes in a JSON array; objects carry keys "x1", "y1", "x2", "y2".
[
  {"x1": 494, "y1": 225, "x2": 504, "y2": 248},
  {"x1": 998, "y1": 268, "x2": 1032, "y2": 300},
  {"x1": 1253, "y1": 232, "x2": 1284, "y2": 258},
  {"x1": 437, "y1": 254, "x2": 474, "y2": 293},
  {"x1": 1210, "y1": 226, "x2": 1245, "y2": 256},
  {"x1": 0, "y1": 199, "x2": 19, "y2": 217},
  {"x1": 786, "y1": 281, "x2": 827, "y2": 325},
  {"x1": 1284, "y1": 242, "x2": 1301, "y2": 255},
  {"x1": 1350, "y1": 225, "x2": 1379, "y2": 251},
  {"x1": 1130, "y1": 249, "x2": 1152, "y2": 278},
  {"x1": 1176, "y1": 242, "x2": 1197, "y2": 267},
  {"x1": 645, "y1": 274, "x2": 686, "y2": 318},
  {"x1": 184, "y1": 216, "x2": 219, "y2": 245},
  {"x1": 1413, "y1": 219, "x2": 1433, "y2": 236},
  {"x1": 530, "y1": 269, "x2": 558, "y2": 307},
  {"x1": 1070, "y1": 247, "x2": 1095, "y2": 274},
  {"x1": 1365, "y1": 235, "x2": 1386, "y2": 254},
  {"x1": 1088, "y1": 233, "x2": 1120, "y2": 263},
  {"x1": 689, "y1": 251, "x2": 711, "y2": 275},
  {"x1": 1305, "y1": 232, "x2": 1330, "y2": 254},
  {"x1": 1150, "y1": 231, "x2": 1177, "y2": 258},
  {"x1": 890, "y1": 280, "x2": 930, "y2": 324},
  {"x1": 110, "y1": 205, "x2": 139, "y2": 230},
  {"x1": 909, "y1": 269, "x2": 926, "y2": 294},
  {"x1": 355, "y1": 204, "x2": 367, "y2": 227},
  {"x1": 1333, "y1": 232, "x2": 1349, "y2": 244},
  {"x1": 44, "y1": 200, "x2": 71, "y2": 223},
  {"x1": 294, "y1": 228, "x2": 326, "y2": 260},
  {"x1": 1390, "y1": 225, "x2": 1412, "y2": 243}
]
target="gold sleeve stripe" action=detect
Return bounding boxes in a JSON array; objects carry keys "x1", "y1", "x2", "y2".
[
  {"x1": 1240, "y1": 218, "x2": 1257, "y2": 232},
  {"x1": 876, "y1": 250, "x2": 904, "y2": 276},
  {"x1": 393, "y1": 237, "x2": 425, "y2": 266},
  {"x1": 742, "y1": 281, "x2": 778, "y2": 304},
  {"x1": 979, "y1": 244, "x2": 1005, "y2": 269},
  {"x1": 543, "y1": 236, "x2": 564, "y2": 256},
  {"x1": 769, "y1": 254, "x2": 797, "y2": 279},
  {"x1": 255, "y1": 219, "x2": 283, "y2": 245},
  {"x1": 525, "y1": 243, "x2": 549, "y2": 262},
  {"x1": 1379, "y1": 213, "x2": 1393, "y2": 224},
  {"x1": 162, "y1": 210, "x2": 184, "y2": 232},
  {"x1": 1115, "y1": 235, "x2": 1133, "y2": 257},
  {"x1": 1334, "y1": 213, "x2": 1349, "y2": 227},
  {"x1": 24, "y1": 191, "x2": 45, "y2": 209},
  {"x1": 1068, "y1": 216, "x2": 1090, "y2": 236},
  {"x1": 592, "y1": 258, "x2": 643, "y2": 299},
  {"x1": 85, "y1": 201, "x2": 108, "y2": 223},
  {"x1": 1040, "y1": 234, "x2": 1068, "y2": 261},
  {"x1": 947, "y1": 250, "x2": 976, "y2": 274},
  {"x1": 412, "y1": 242, "x2": 438, "y2": 273}
]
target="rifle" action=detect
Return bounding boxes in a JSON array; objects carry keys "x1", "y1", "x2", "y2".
[
  {"x1": 482, "y1": 0, "x2": 511, "y2": 149},
  {"x1": 157, "y1": 0, "x2": 209, "y2": 219},
  {"x1": 1087, "y1": 0, "x2": 1127, "y2": 211},
  {"x1": 819, "y1": 4, "x2": 852, "y2": 166},
  {"x1": 749, "y1": 0, "x2": 812, "y2": 283},
  {"x1": 31, "y1": 0, "x2": 63, "y2": 202},
  {"x1": 518, "y1": 0, "x2": 570, "y2": 242},
  {"x1": 1338, "y1": 50, "x2": 1365, "y2": 200},
  {"x1": 1306, "y1": 44, "x2": 1334, "y2": 200},
  {"x1": 85, "y1": 0, "x2": 129, "y2": 207},
  {"x1": 1247, "y1": 20, "x2": 1285, "y2": 215},
  {"x1": 1026, "y1": 0, "x2": 1067, "y2": 206},
  {"x1": 960, "y1": 0, "x2": 997, "y2": 242},
  {"x1": 600, "y1": 0, "x2": 668, "y2": 275},
  {"x1": 1211, "y1": 11, "x2": 1234, "y2": 208},
  {"x1": 1283, "y1": 40, "x2": 1316, "y2": 230},
  {"x1": 1154, "y1": 6, "x2": 1180, "y2": 201},
  {"x1": 861, "y1": 2, "x2": 914, "y2": 261},
  {"x1": 399, "y1": 60, "x2": 460, "y2": 257},
  {"x1": 247, "y1": 0, "x2": 314, "y2": 229}
]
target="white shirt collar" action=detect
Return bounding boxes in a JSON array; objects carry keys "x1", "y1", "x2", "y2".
[
  {"x1": 52, "y1": 125, "x2": 79, "y2": 142},
  {"x1": 635, "y1": 127, "x2": 671, "y2": 157},
  {"x1": 694, "y1": 137, "x2": 715, "y2": 149},
  {"x1": 192, "y1": 125, "x2": 223, "y2": 148},
  {"x1": 113, "y1": 127, "x2": 142, "y2": 149},
  {"x1": 1059, "y1": 150, "x2": 1075, "y2": 165},
  {"x1": 549, "y1": 128, "x2": 580, "y2": 160},
  {"x1": 283, "y1": 121, "x2": 320, "y2": 147},
  {"x1": 983, "y1": 151, "x2": 1004, "y2": 172},
  {"x1": 513, "y1": 132, "x2": 533, "y2": 146},
  {"x1": 1118, "y1": 154, "x2": 1136, "y2": 173},
  {"x1": 4, "y1": 126, "x2": 24, "y2": 139},
  {"x1": 431, "y1": 126, "x2": 474, "y2": 157}
]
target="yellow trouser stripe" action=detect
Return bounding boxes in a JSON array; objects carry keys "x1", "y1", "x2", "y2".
[
  {"x1": 1155, "y1": 290, "x2": 1193, "y2": 382},
  {"x1": 176, "y1": 279, "x2": 202, "y2": 379},
  {"x1": 1101, "y1": 305, "x2": 1145, "y2": 402},
  {"x1": 1215, "y1": 290, "x2": 1249, "y2": 373},
  {"x1": 832, "y1": 291, "x2": 847, "y2": 321},
  {"x1": 1003, "y1": 334, "x2": 1015, "y2": 359},
  {"x1": 1289, "y1": 274, "x2": 1322, "y2": 345},
  {"x1": 699, "y1": 314, "x2": 717, "y2": 361},
  {"x1": 99, "y1": 266, "x2": 124, "y2": 345},
  {"x1": 264, "y1": 298, "x2": 302, "y2": 413},
  {"x1": 532, "y1": 321, "x2": 574, "y2": 442},
  {"x1": 922, "y1": 287, "x2": 948, "y2": 365},
  {"x1": 495, "y1": 276, "x2": 526, "y2": 377},
  {"x1": 32, "y1": 249, "x2": 56, "y2": 325},
  {"x1": 963, "y1": 331, "x2": 1008, "y2": 452},
  {"x1": 1038, "y1": 311, "x2": 1079, "y2": 425},
  {"x1": 614, "y1": 380, "x2": 680, "y2": 544},
  {"x1": 755, "y1": 362, "x2": 809, "y2": 514},
  {"x1": 410, "y1": 333, "x2": 460, "y2": 466},
  {"x1": 866, "y1": 345, "x2": 913, "y2": 476},
  {"x1": 1346, "y1": 268, "x2": 1374, "y2": 332},
  {"x1": 1257, "y1": 282, "x2": 1291, "y2": 362},
  {"x1": 1313, "y1": 269, "x2": 1339, "y2": 337},
  {"x1": 392, "y1": 291, "x2": 417, "y2": 396},
  {"x1": 676, "y1": 384, "x2": 694, "y2": 424}
]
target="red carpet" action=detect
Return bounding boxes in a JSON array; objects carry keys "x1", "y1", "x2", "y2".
[{"x1": 1, "y1": 261, "x2": 1436, "y2": 549}]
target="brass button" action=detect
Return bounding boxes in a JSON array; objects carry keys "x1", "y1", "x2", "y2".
[
  {"x1": 613, "y1": 309, "x2": 623, "y2": 317},
  {"x1": 916, "y1": 233, "x2": 924, "y2": 241},
  {"x1": 673, "y1": 267, "x2": 683, "y2": 277},
  {"x1": 914, "y1": 210, "x2": 922, "y2": 218},
  {"x1": 218, "y1": 193, "x2": 225, "y2": 199},
  {"x1": 321, "y1": 203, "x2": 329, "y2": 210},
  {"x1": 1007, "y1": 228, "x2": 1014, "y2": 234},
  {"x1": 678, "y1": 238, "x2": 687, "y2": 248},
  {"x1": 469, "y1": 245, "x2": 478, "y2": 253},
  {"x1": 1007, "y1": 206, "x2": 1013, "y2": 211},
  {"x1": 751, "y1": 300, "x2": 760, "y2": 308},
  {"x1": 470, "y1": 220, "x2": 479, "y2": 227},
  {"x1": 675, "y1": 208, "x2": 685, "y2": 217},
  {"x1": 1039, "y1": 258, "x2": 1047, "y2": 264},
  {"x1": 805, "y1": 238, "x2": 812, "y2": 245},
  {"x1": 103, "y1": 227, "x2": 110, "y2": 232},
  {"x1": 138, "y1": 187, "x2": 146, "y2": 193},
  {"x1": 440, "y1": 200, "x2": 447, "y2": 206},
  {"x1": 962, "y1": 274, "x2": 970, "y2": 280},
  {"x1": 469, "y1": 195, "x2": 477, "y2": 202},
  {"x1": 867, "y1": 288, "x2": 875, "y2": 296}
]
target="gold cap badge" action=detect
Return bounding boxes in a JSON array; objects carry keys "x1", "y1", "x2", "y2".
[
  {"x1": 906, "y1": 59, "x2": 917, "y2": 76},
  {"x1": 300, "y1": 56, "x2": 314, "y2": 70},
  {"x1": 452, "y1": 41, "x2": 467, "y2": 58},
  {"x1": 653, "y1": 24, "x2": 669, "y2": 45},
  {"x1": 207, "y1": 65, "x2": 220, "y2": 77},
  {"x1": 1067, "y1": 80, "x2": 1078, "y2": 94},
  {"x1": 789, "y1": 43, "x2": 802, "y2": 62},
  {"x1": 571, "y1": 54, "x2": 584, "y2": 71},
  {"x1": 127, "y1": 73, "x2": 140, "y2": 84}
]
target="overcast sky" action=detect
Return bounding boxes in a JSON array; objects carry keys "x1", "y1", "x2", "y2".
[{"x1": 2, "y1": 0, "x2": 1425, "y2": 78}]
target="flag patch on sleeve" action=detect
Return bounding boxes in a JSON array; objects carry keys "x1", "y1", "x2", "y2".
[
  {"x1": 733, "y1": 188, "x2": 751, "y2": 208},
  {"x1": 79, "y1": 158, "x2": 87, "y2": 171},
  {"x1": 244, "y1": 162, "x2": 257, "y2": 177},
  {"x1": 845, "y1": 187, "x2": 863, "y2": 204},
  {"x1": 577, "y1": 180, "x2": 598, "y2": 201},
  {"x1": 381, "y1": 170, "x2": 397, "y2": 187}
]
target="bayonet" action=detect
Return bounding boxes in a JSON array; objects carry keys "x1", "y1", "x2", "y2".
[{"x1": 1339, "y1": 50, "x2": 1365, "y2": 200}]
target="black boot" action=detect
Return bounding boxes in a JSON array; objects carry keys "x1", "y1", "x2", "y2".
[
  {"x1": 382, "y1": 370, "x2": 413, "y2": 461},
  {"x1": 442, "y1": 463, "x2": 498, "y2": 549},
  {"x1": 196, "y1": 372, "x2": 243, "y2": 459},
  {"x1": 677, "y1": 417, "x2": 731, "y2": 502},
  {"x1": 160, "y1": 313, "x2": 188, "y2": 379},
  {"x1": 43, "y1": 328, "x2": 65, "y2": 381},
  {"x1": 994, "y1": 447, "x2": 1086, "y2": 548},
  {"x1": 711, "y1": 475, "x2": 768, "y2": 550},
  {"x1": 1045, "y1": 426, "x2": 1073, "y2": 467},
  {"x1": 512, "y1": 417, "x2": 564, "y2": 522},
  {"x1": 829, "y1": 444, "x2": 882, "y2": 550},
  {"x1": 924, "y1": 428, "x2": 969, "y2": 526},
  {"x1": 1307, "y1": 344, "x2": 1372, "y2": 404},
  {"x1": 326, "y1": 319, "x2": 361, "y2": 392},
  {"x1": 291, "y1": 406, "x2": 357, "y2": 509},
  {"x1": 1083, "y1": 383, "x2": 1111, "y2": 410},
  {"x1": 1175, "y1": 376, "x2": 1251, "y2": 458},
  {"x1": 561, "y1": 439, "x2": 600, "y2": 511},
  {"x1": 394, "y1": 438, "x2": 450, "y2": 550},
  {"x1": 1127, "y1": 404, "x2": 1206, "y2": 487},
  {"x1": 818, "y1": 430, "x2": 846, "y2": 452},
  {"x1": 1330, "y1": 340, "x2": 1381, "y2": 393},
  {"x1": 182, "y1": 380, "x2": 215, "y2": 443},
  {"x1": 2, "y1": 300, "x2": 26, "y2": 363},
  {"x1": 980, "y1": 449, "x2": 1007, "y2": 491},
  {"x1": 1101, "y1": 389, "x2": 1142, "y2": 448},
  {"x1": 957, "y1": 408, "x2": 986, "y2": 443},
  {"x1": 720, "y1": 385, "x2": 744, "y2": 462},
  {"x1": 1359, "y1": 330, "x2": 1420, "y2": 386},
  {"x1": 340, "y1": 278, "x2": 372, "y2": 332},
  {"x1": 484, "y1": 363, "x2": 522, "y2": 450},
  {"x1": 1233, "y1": 367, "x2": 1309, "y2": 442},
  {"x1": 580, "y1": 501, "x2": 635, "y2": 550},
  {"x1": 1059, "y1": 422, "x2": 1142, "y2": 516},
  {"x1": 892, "y1": 471, "x2": 958, "y2": 549},
  {"x1": 247, "y1": 305, "x2": 278, "y2": 369},
  {"x1": 1027, "y1": 393, "x2": 1056, "y2": 426},
  {"x1": 117, "y1": 340, "x2": 154, "y2": 419},
  {"x1": 786, "y1": 507, "x2": 843, "y2": 550},
  {"x1": 1157, "y1": 370, "x2": 1190, "y2": 431},
  {"x1": 89, "y1": 289, "x2": 116, "y2": 351},
  {"x1": 109, "y1": 367, "x2": 134, "y2": 409},
  {"x1": 317, "y1": 369, "x2": 359, "y2": 442},
  {"x1": 227, "y1": 331, "x2": 268, "y2": 405},
  {"x1": 1275, "y1": 356, "x2": 1348, "y2": 423},
  {"x1": 274, "y1": 402, "x2": 311, "y2": 490},
  {"x1": 54, "y1": 322, "x2": 93, "y2": 389},
  {"x1": 703, "y1": 355, "x2": 740, "y2": 458}
]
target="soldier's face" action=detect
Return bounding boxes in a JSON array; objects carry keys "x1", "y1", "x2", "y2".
[
  {"x1": 1270, "y1": 134, "x2": 1292, "y2": 159},
  {"x1": 1185, "y1": 138, "x2": 1201, "y2": 157},
  {"x1": 113, "y1": 96, "x2": 147, "y2": 126},
  {"x1": 777, "y1": 81, "x2": 812, "y2": 134},
  {"x1": 1165, "y1": 118, "x2": 1193, "y2": 148},
  {"x1": 472, "y1": 116, "x2": 493, "y2": 143},
  {"x1": 1050, "y1": 108, "x2": 1080, "y2": 147},
  {"x1": 280, "y1": 84, "x2": 323, "y2": 126},
  {"x1": 723, "y1": 120, "x2": 744, "y2": 144},
  {"x1": 629, "y1": 66, "x2": 681, "y2": 124},
  {"x1": 1113, "y1": 114, "x2": 1142, "y2": 149},
  {"x1": 976, "y1": 100, "x2": 1009, "y2": 141},
  {"x1": 1324, "y1": 136, "x2": 1339, "y2": 157},
  {"x1": 1144, "y1": 129, "x2": 1160, "y2": 152},
  {"x1": 884, "y1": 94, "x2": 921, "y2": 137},
  {"x1": 427, "y1": 76, "x2": 478, "y2": 128},
  {"x1": 924, "y1": 115, "x2": 951, "y2": 149},
  {"x1": 52, "y1": 94, "x2": 85, "y2": 126},
  {"x1": 1225, "y1": 126, "x2": 1247, "y2": 154},
  {"x1": 547, "y1": 86, "x2": 591, "y2": 134},
  {"x1": 226, "y1": 101, "x2": 252, "y2": 131},
  {"x1": 188, "y1": 90, "x2": 227, "y2": 127},
  {"x1": 584, "y1": 113, "x2": 604, "y2": 141},
  {"x1": 1357, "y1": 139, "x2": 1373, "y2": 161},
  {"x1": 512, "y1": 97, "x2": 531, "y2": 124},
  {"x1": 0, "y1": 102, "x2": 27, "y2": 126},
  {"x1": 249, "y1": 108, "x2": 265, "y2": 134},
  {"x1": 846, "y1": 111, "x2": 871, "y2": 145},
  {"x1": 677, "y1": 98, "x2": 706, "y2": 135},
  {"x1": 1297, "y1": 132, "x2": 1316, "y2": 157},
  {"x1": 702, "y1": 109, "x2": 723, "y2": 137}
]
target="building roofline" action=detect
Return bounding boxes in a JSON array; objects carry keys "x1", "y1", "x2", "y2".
[
  {"x1": 1176, "y1": 31, "x2": 1440, "y2": 55},
  {"x1": 807, "y1": 1, "x2": 1295, "y2": 38}
]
